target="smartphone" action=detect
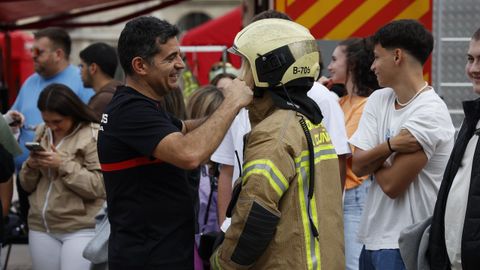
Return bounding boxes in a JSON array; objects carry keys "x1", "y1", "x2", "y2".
[{"x1": 25, "y1": 142, "x2": 46, "y2": 152}]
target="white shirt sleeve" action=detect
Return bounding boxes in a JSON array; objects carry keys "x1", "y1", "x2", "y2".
[
  {"x1": 401, "y1": 103, "x2": 453, "y2": 160},
  {"x1": 211, "y1": 126, "x2": 236, "y2": 166},
  {"x1": 211, "y1": 109, "x2": 251, "y2": 182}
]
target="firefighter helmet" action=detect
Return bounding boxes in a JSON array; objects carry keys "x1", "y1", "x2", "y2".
[{"x1": 229, "y1": 18, "x2": 320, "y2": 88}]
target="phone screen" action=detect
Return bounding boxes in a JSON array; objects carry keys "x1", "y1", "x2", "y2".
[{"x1": 25, "y1": 142, "x2": 46, "y2": 152}]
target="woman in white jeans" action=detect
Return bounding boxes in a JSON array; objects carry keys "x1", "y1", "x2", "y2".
[
  {"x1": 326, "y1": 38, "x2": 379, "y2": 270},
  {"x1": 20, "y1": 84, "x2": 105, "y2": 270}
]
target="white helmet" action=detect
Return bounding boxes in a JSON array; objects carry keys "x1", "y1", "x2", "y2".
[{"x1": 229, "y1": 18, "x2": 320, "y2": 88}]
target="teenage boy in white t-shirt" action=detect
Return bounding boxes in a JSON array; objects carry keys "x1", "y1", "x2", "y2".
[{"x1": 349, "y1": 19, "x2": 455, "y2": 270}]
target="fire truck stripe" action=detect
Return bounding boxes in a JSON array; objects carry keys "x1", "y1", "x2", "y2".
[
  {"x1": 419, "y1": 9, "x2": 433, "y2": 29},
  {"x1": 296, "y1": 0, "x2": 342, "y2": 29},
  {"x1": 394, "y1": 0, "x2": 430, "y2": 20},
  {"x1": 277, "y1": 0, "x2": 432, "y2": 40},
  {"x1": 276, "y1": 0, "x2": 286, "y2": 12},
  {"x1": 324, "y1": 0, "x2": 391, "y2": 39},
  {"x1": 351, "y1": 0, "x2": 414, "y2": 37},
  {"x1": 280, "y1": 0, "x2": 317, "y2": 20},
  {"x1": 309, "y1": 0, "x2": 364, "y2": 38}
]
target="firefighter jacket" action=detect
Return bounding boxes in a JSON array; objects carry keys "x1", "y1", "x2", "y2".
[{"x1": 212, "y1": 94, "x2": 345, "y2": 269}]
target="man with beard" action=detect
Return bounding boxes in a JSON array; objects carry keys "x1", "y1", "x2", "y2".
[
  {"x1": 79, "y1": 42, "x2": 122, "y2": 120},
  {"x1": 5, "y1": 27, "x2": 94, "y2": 225},
  {"x1": 97, "y1": 17, "x2": 252, "y2": 270}
]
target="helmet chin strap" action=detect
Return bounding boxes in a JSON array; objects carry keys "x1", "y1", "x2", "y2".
[
  {"x1": 267, "y1": 79, "x2": 323, "y2": 125},
  {"x1": 253, "y1": 86, "x2": 265, "y2": 98},
  {"x1": 279, "y1": 82, "x2": 320, "y2": 240}
]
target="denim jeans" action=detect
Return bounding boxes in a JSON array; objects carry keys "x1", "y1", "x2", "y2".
[
  {"x1": 359, "y1": 246, "x2": 406, "y2": 270},
  {"x1": 344, "y1": 180, "x2": 370, "y2": 270}
]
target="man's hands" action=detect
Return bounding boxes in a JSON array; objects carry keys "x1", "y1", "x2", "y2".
[
  {"x1": 5, "y1": 110, "x2": 25, "y2": 135},
  {"x1": 317, "y1": 76, "x2": 333, "y2": 89},
  {"x1": 389, "y1": 129, "x2": 422, "y2": 153},
  {"x1": 219, "y1": 78, "x2": 253, "y2": 110},
  {"x1": 27, "y1": 145, "x2": 62, "y2": 170},
  {"x1": 5, "y1": 110, "x2": 24, "y2": 126},
  {"x1": 153, "y1": 79, "x2": 252, "y2": 170}
]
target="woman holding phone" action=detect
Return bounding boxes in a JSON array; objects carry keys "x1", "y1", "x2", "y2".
[{"x1": 20, "y1": 83, "x2": 105, "y2": 270}]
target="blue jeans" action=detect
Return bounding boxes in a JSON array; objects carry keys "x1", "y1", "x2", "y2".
[
  {"x1": 359, "y1": 246, "x2": 406, "y2": 270},
  {"x1": 344, "y1": 180, "x2": 370, "y2": 270}
]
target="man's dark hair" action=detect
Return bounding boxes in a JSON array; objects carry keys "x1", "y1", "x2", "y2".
[
  {"x1": 118, "y1": 16, "x2": 179, "y2": 75},
  {"x1": 472, "y1": 27, "x2": 480, "y2": 41},
  {"x1": 372, "y1": 19, "x2": 433, "y2": 65},
  {"x1": 250, "y1": 9, "x2": 292, "y2": 23},
  {"x1": 34, "y1": 27, "x2": 71, "y2": 59},
  {"x1": 80, "y1": 42, "x2": 118, "y2": 78}
]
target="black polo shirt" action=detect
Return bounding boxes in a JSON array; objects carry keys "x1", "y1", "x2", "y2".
[{"x1": 97, "y1": 86, "x2": 194, "y2": 270}]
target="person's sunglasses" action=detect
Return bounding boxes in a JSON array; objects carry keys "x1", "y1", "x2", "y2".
[{"x1": 31, "y1": 47, "x2": 47, "y2": 56}]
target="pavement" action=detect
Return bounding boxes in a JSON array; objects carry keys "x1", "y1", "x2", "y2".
[
  {"x1": 1, "y1": 244, "x2": 32, "y2": 270},
  {"x1": 2, "y1": 178, "x2": 33, "y2": 270}
]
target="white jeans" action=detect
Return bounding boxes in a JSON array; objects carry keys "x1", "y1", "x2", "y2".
[{"x1": 29, "y1": 229, "x2": 95, "y2": 270}]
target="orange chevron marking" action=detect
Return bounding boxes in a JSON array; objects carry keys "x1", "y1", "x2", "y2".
[
  {"x1": 276, "y1": 0, "x2": 286, "y2": 12},
  {"x1": 276, "y1": 0, "x2": 432, "y2": 40},
  {"x1": 324, "y1": 0, "x2": 390, "y2": 39},
  {"x1": 296, "y1": 0, "x2": 342, "y2": 29},
  {"x1": 394, "y1": 0, "x2": 430, "y2": 20}
]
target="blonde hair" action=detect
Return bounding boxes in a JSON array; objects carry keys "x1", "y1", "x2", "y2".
[{"x1": 186, "y1": 85, "x2": 224, "y2": 119}]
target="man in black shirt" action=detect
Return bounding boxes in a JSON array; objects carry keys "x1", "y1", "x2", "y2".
[{"x1": 97, "y1": 17, "x2": 252, "y2": 270}]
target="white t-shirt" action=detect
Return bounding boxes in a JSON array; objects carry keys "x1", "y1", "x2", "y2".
[
  {"x1": 308, "y1": 82, "x2": 351, "y2": 156},
  {"x1": 211, "y1": 108, "x2": 251, "y2": 181},
  {"x1": 349, "y1": 87, "x2": 455, "y2": 250},
  {"x1": 444, "y1": 120, "x2": 479, "y2": 269}
]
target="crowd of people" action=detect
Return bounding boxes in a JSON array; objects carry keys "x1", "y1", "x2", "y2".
[{"x1": 0, "y1": 8, "x2": 479, "y2": 270}]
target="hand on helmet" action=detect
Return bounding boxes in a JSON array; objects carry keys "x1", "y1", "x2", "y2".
[{"x1": 221, "y1": 78, "x2": 253, "y2": 109}]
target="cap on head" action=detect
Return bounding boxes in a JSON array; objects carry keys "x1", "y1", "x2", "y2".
[
  {"x1": 209, "y1": 61, "x2": 239, "y2": 82},
  {"x1": 229, "y1": 18, "x2": 319, "y2": 88}
]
